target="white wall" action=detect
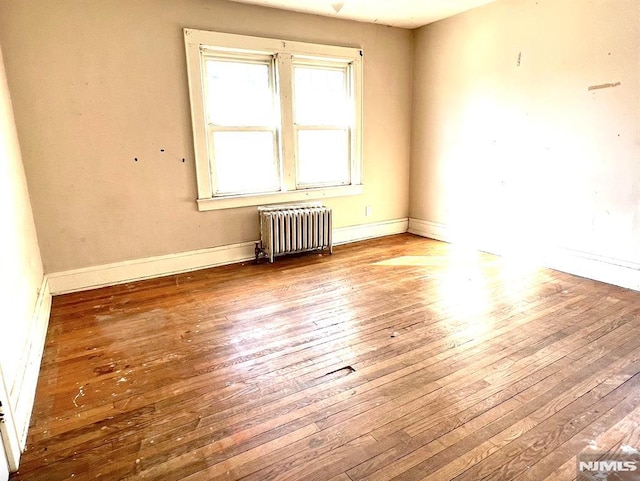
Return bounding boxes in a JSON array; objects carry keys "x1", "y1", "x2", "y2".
[
  {"x1": 410, "y1": 0, "x2": 640, "y2": 285},
  {"x1": 0, "y1": 41, "x2": 50, "y2": 464},
  {"x1": 0, "y1": 40, "x2": 45, "y2": 407}
]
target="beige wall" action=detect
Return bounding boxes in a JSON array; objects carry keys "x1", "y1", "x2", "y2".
[
  {"x1": 0, "y1": 43, "x2": 44, "y2": 398},
  {"x1": 410, "y1": 0, "x2": 640, "y2": 261},
  {"x1": 0, "y1": 0, "x2": 413, "y2": 273}
]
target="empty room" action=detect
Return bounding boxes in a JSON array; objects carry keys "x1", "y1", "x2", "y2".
[{"x1": 1, "y1": 0, "x2": 639, "y2": 479}]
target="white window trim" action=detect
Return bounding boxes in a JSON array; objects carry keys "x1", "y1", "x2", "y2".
[{"x1": 184, "y1": 28, "x2": 364, "y2": 211}]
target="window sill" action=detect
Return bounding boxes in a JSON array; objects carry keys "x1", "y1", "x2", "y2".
[{"x1": 196, "y1": 184, "x2": 364, "y2": 211}]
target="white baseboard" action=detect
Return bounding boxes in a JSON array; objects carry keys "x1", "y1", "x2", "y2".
[
  {"x1": 408, "y1": 218, "x2": 449, "y2": 242},
  {"x1": 48, "y1": 218, "x2": 410, "y2": 295},
  {"x1": 9, "y1": 276, "x2": 51, "y2": 451},
  {"x1": 544, "y1": 247, "x2": 640, "y2": 292},
  {"x1": 48, "y1": 242, "x2": 258, "y2": 295},
  {"x1": 333, "y1": 218, "x2": 409, "y2": 245},
  {"x1": 408, "y1": 218, "x2": 640, "y2": 292}
]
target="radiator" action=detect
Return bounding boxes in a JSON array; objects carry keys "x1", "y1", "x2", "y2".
[{"x1": 256, "y1": 203, "x2": 333, "y2": 263}]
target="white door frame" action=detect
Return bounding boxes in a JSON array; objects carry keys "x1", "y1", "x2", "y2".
[
  {"x1": 0, "y1": 364, "x2": 20, "y2": 472},
  {"x1": 0, "y1": 439, "x2": 8, "y2": 481}
]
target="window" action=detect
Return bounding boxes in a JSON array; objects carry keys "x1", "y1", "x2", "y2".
[
  {"x1": 184, "y1": 29, "x2": 363, "y2": 211},
  {"x1": 204, "y1": 56, "x2": 280, "y2": 195}
]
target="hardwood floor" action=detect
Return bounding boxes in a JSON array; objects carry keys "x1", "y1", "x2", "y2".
[{"x1": 10, "y1": 234, "x2": 640, "y2": 481}]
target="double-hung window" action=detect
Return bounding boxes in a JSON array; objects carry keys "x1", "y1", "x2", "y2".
[
  {"x1": 184, "y1": 29, "x2": 363, "y2": 211},
  {"x1": 204, "y1": 55, "x2": 280, "y2": 195}
]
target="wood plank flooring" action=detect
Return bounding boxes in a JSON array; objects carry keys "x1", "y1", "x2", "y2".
[{"x1": 10, "y1": 234, "x2": 640, "y2": 481}]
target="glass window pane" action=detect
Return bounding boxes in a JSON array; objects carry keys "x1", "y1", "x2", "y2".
[
  {"x1": 212, "y1": 131, "x2": 280, "y2": 194},
  {"x1": 297, "y1": 130, "x2": 349, "y2": 186},
  {"x1": 205, "y1": 60, "x2": 273, "y2": 126},
  {"x1": 294, "y1": 66, "x2": 347, "y2": 126}
]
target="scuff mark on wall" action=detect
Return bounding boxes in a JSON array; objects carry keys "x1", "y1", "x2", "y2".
[{"x1": 588, "y1": 82, "x2": 621, "y2": 91}]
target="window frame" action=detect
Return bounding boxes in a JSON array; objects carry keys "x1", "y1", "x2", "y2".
[{"x1": 184, "y1": 28, "x2": 363, "y2": 211}]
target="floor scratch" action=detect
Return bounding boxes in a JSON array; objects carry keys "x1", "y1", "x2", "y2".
[{"x1": 72, "y1": 386, "x2": 86, "y2": 407}]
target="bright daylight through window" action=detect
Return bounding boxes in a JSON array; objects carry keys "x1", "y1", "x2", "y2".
[{"x1": 184, "y1": 29, "x2": 363, "y2": 211}]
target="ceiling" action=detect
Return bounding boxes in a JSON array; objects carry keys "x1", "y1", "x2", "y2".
[{"x1": 228, "y1": 0, "x2": 497, "y2": 29}]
